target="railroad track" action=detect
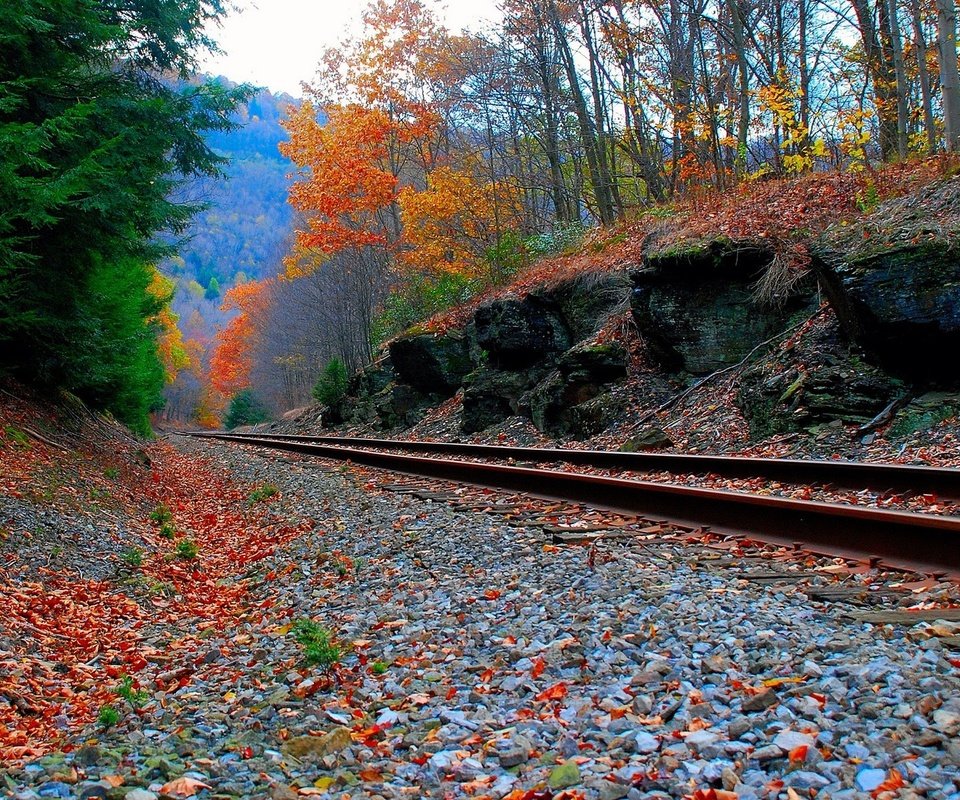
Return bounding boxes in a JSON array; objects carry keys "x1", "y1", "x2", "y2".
[{"x1": 187, "y1": 431, "x2": 960, "y2": 578}]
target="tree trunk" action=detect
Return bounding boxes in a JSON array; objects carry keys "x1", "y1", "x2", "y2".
[
  {"x1": 546, "y1": 0, "x2": 617, "y2": 224},
  {"x1": 850, "y1": 0, "x2": 900, "y2": 160},
  {"x1": 938, "y1": 0, "x2": 960, "y2": 150},
  {"x1": 727, "y1": 0, "x2": 751, "y2": 176},
  {"x1": 909, "y1": 0, "x2": 937, "y2": 153},
  {"x1": 886, "y1": 0, "x2": 910, "y2": 157}
]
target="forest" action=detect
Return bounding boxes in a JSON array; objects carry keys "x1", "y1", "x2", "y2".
[
  {"x1": 2, "y1": 0, "x2": 960, "y2": 431},
  {"x1": 204, "y1": 0, "x2": 960, "y2": 429}
]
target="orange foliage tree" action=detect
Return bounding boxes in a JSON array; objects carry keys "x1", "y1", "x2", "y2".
[
  {"x1": 281, "y1": 103, "x2": 411, "y2": 267},
  {"x1": 209, "y1": 280, "x2": 272, "y2": 396}
]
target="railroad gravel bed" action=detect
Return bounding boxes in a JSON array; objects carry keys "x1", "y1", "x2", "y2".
[{"x1": 7, "y1": 435, "x2": 960, "y2": 800}]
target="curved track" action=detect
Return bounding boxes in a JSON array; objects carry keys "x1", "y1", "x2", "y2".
[
  {"x1": 206, "y1": 432, "x2": 960, "y2": 500},
  {"x1": 188, "y1": 431, "x2": 960, "y2": 577}
]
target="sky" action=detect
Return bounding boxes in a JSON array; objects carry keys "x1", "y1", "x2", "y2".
[{"x1": 201, "y1": 0, "x2": 502, "y2": 97}]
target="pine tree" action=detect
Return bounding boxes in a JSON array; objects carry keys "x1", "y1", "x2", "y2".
[{"x1": 0, "y1": 0, "x2": 250, "y2": 432}]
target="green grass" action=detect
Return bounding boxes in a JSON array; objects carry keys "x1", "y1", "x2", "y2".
[
  {"x1": 371, "y1": 660, "x2": 389, "y2": 676},
  {"x1": 103, "y1": 466, "x2": 120, "y2": 480},
  {"x1": 3, "y1": 425, "x2": 30, "y2": 448},
  {"x1": 247, "y1": 484, "x2": 279, "y2": 505},
  {"x1": 291, "y1": 619, "x2": 341, "y2": 670}
]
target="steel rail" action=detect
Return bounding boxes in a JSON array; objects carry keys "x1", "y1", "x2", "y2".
[
  {"x1": 191, "y1": 432, "x2": 960, "y2": 577},
  {"x1": 201, "y1": 431, "x2": 960, "y2": 500}
]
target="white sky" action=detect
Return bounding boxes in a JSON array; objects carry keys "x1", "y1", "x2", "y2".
[{"x1": 201, "y1": 0, "x2": 502, "y2": 97}]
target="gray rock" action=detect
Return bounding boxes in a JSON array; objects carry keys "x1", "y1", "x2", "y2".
[{"x1": 855, "y1": 767, "x2": 888, "y2": 792}]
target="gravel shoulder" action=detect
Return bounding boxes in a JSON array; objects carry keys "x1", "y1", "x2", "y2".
[{"x1": 4, "y1": 434, "x2": 960, "y2": 800}]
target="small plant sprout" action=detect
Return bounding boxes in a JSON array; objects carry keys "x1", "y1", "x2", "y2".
[
  {"x1": 175, "y1": 539, "x2": 198, "y2": 560},
  {"x1": 290, "y1": 619, "x2": 341, "y2": 671},
  {"x1": 121, "y1": 547, "x2": 144, "y2": 569},
  {"x1": 158, "y1": 522, "x2": 175, "y2": 539},
  {"x1": 248, "y1": 483, "x2": 279, "y2": 505},
  {"x1": 116, "y1": 674, "x2": 149, "y2": 708},
  {"x1": 371, "y1": 660, "x2": 389, "y2": 676},
  {"x1": 98, "y1": 705, "x2": 121, "y2": 728},
  {"x1": 104, "y1": 466, "x2": 120, "y2": 480},
  {"x1": 150, "y1": 504, "x2": 173, "y2": 525}
]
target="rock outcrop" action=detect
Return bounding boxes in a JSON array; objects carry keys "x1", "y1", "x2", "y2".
[
  {"x1": 473, "y1": 295, "x2": 571, "y2": 368},
  {"x1": 815, "y1": 178, "x2": 960, "y2": 381},
  {"x1": 315, "y1": 180, "x2": 960, "y2": 441},
  {"x1": 388, "y1": 332, "x2": 473, "y2": 396},
  {"x1": 631, "y1": 239, "x2": 813, "y2": 374}
]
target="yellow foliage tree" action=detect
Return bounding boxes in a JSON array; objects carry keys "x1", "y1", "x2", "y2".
[{"x1": 398, "y1": 167, "x2": 523, "y2": 279}]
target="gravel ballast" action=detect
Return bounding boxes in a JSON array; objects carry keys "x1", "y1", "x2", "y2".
[{"x1": 6, "y1": 434, "x2": 960, "y2": 800}]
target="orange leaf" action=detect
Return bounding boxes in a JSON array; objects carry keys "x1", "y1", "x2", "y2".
[
  {"x1": 531, "y1": 657, "x2": 546, "y2": 679},
  {"x1": 159, "y1": 777, "x2": 211, "y2": 798},
  {"x1": 789, "y1": 745, "x2": 808, "y2": 763},
  {"x1": 535, "y1": 682, "x2": 568, "y2": 702},
  {"x1": 871, "y1": 770, "x2": 906, "y2": 797}
]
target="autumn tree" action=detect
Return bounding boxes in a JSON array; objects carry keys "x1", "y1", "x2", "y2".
[{"x1": 209, "y1": 279, "x2": 273, "y2": 397}]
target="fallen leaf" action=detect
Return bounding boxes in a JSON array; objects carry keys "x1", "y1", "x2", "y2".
[{"x1": 159, "y1": 777, "x2": 211, "y2": 798}]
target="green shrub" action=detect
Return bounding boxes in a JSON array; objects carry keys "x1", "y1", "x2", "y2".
[
  {"x1": 312, "y1": 358, "x2": 349, "y2": 408},
  {"x1": 483, "y1": 230, "x2": 528, "y2": 284},
  {"x1": 524, "y1": 222, "x2": 588, "y2": 257},
  {"x1": 175, "y1": 539, "x2": 198, "y2": 560},
  {"x1": 158, "y1": 522, "x2": 175, "y2": 539},
  {"x1": 150, "y1": 504, "x2": 172, "y2": 525},
  {"x1": 104, "y1": 466, "x2": 120, "y2": 480},
  {"x1": 223, "y1": 389, "x2": 270, "y2": 429},
  {"x1": 98, "y1": 705, "x2": 121, "y2": 728},
  {"x1": 371, "y1": 660, "x2": 389, "y2": 676},
  {"x1": 115, "y1": 674, "x2": 149, "y2": 708},
  {"x1": 121, "y1": 547, "x2": 143, "y2": 568},
  {"x1": 291, "y1": 619, "x2": 341, "y2": 670},
  {"x1": 370, "y1": 272, "x2": 479, "y2": 346}
]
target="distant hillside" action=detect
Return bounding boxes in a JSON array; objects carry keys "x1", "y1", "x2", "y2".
[{"x1": 164, "y1": 81, "x2": 299, "y2": 346}]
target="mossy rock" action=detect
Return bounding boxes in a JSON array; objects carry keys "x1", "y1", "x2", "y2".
[
  {"x1": 888, "y1": 392, "x2": 960, "y2": 438},
  {"x1": 815, "y1": 241, "x2": 960, "y2": 381},
  {"x1": 631, "y1": 239, "x2": 814, "y2": 375},
  {"x1": 388, "y1": 332, "x2": 473, "y2": 396},
  {"x1": 473, "y1": 295, "x2": 571, "y2": 369}
]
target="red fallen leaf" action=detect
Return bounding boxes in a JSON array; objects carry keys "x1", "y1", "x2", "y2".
[
  {"x1": 484, "y1": 589, "x2": 501, "y2": 600},
  {"x1": 240, "y1": 746, "x2": 253, "y2": 759},
  {"x1": 358, "y1": 768, "x2": 382, "y2": 781},
  {"x1": 159, "y1": 777, "x2": 210, "y2": 797},
  {"x1": 685, "y1": 790, "x2": 739, "y2": 800},
  {"x1": 531, "y1": 657, "x2": 546, "y2": 679},
  {"x1": 789, "y1": 744, "x2": 808, "y2": 762},
  {"x1": 446, "y1": 686, "x2": 458, "y2": 700},
  {"x1": 535, "y1": 682, "x2": 568, "y2": 702}
]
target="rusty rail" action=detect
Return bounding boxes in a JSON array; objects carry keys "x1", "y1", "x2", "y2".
[
  {"x1": 202, "y1": 431, "x2": 960, "y2": 500},
  {"x1": 190, "y1": 432, "x2": 960, "y2": 577}
]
